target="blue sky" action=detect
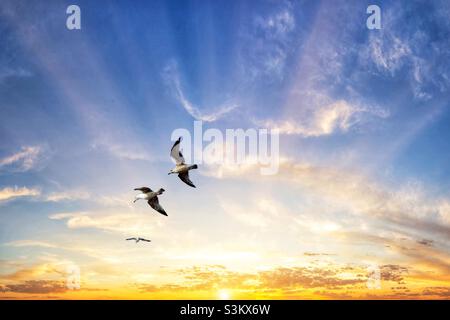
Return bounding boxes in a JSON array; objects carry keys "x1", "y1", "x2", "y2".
[{"x1": 1, "y1": 0, "x2": 450, "y2": 299}]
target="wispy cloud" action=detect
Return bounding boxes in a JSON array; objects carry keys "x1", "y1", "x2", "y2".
[
  {"x1": 208, "y1": 158, "x2": 450, "y2": 260},
  {"x1": 163, "y1": 62, "x2": 239, "y2": 122},
  {"x1": 90, "y1": 142, "x2": 151, "y2": 161},
  {"x1": 257, "y1": 96, "x2": 388, "y2": 137},
  {"x1": 5, "y1": 240, "x2": 57, "y2": 248},
  {"x1": 241, "y1": 4, "x2": 296, "y2": 80},
  {"x1": 1, "y1": 280, "x2": 67, "y2": 294},
  {"x1": 0, "y1": 66, "x2": 32, "y2": 83},
  {"x1": 49, "y1": 211, "x2": 163, "y2": 235},
  {"x1": 0, "y1": 186, "x2": 40, "y2": 202},
  {"x1": 361, "y1": 3, "x2": 450, "y2": 100},
  {"x1": 136, "y1": 263, "x2": 430, "y2": 299},
  {"x1": 45, "y1": 190, "x2": 90, "y2": 202},
  {"x1": 0, "y1": 146, "x2": 45, "y2": 172},
  {"x1": 260, "y1": 100, "x2": 356, "y2": 137}
]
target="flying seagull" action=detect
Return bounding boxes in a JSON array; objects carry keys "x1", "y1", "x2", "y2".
[
  {"x1": 169, "y1": 137, "x2": 198, "y2": 188},
  {"x1": 126, "y1": 237, "x2": 151, "y2": 243},
  {"x1": 133, "y1": 187, "x2": 168, "y2": 216}
]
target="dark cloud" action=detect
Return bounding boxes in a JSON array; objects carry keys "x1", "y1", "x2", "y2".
[
  {"x1": 422, "y1": 286, "x2": 450, "y2": 298},
  {"x1": 140, "y1": 264, "x2": 367, "y2": 294},
  {"x1": 303, "y1": 252, "x2": 335, "y2": 257},
  {"x1": 0, "y1": 280, "x2": 107, "y2": 295},
  {"x1": 417, "y1": 239, "x2": 434, "y2": 247},
  {"x1": 380, "y1": 265, "x2": 409, "y2": 284},
  {"x1": 1, "y1": 280, "x2": 67, "y2": 294}
]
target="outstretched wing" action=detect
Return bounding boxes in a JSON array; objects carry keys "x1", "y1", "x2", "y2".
[
  {"x1": 134, "y1": 187, "x2": 152, "y2": 193},
  {"x1": 170, "y1": 137, "x2": 185, "y2": 165},
  {"x1": 139, "y1": 238, "x2": 151, "y2": 242},
  {"x1": 126, "y1": 238, "x2": 137, "y2": 241},
  {"x1": 148, "y1": 197, "x2": 168, "y2": 216},
  {"x1": 178, "y1": 171, "x2": 196, "y2": 188}
]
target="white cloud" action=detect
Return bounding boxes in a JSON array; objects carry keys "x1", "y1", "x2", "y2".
[
  {"x1": 215, "y1": 156, "x2": 450, "y2": 245},
  {"x1": 0, "y1": 186, "x2": 40, "y2": 202},
  {"x1": 49, "y1": 211, "x2": 163, "y2": 235},
  {"x1": 90, "y1": 141, "x2": 151, "y2": 161},
  {"x1": 242, "y1": 6, "x2": 296, "y2": 79},
  {"x1": 0, "y1": 66, "x2": 32, "y2": 83},
  {"x1": 5, "y1": 240, "x2": 57, "y2": 248},
  {"x1": 258, "y1": 98, "x2": 388, "y2": 137},
  {"x1": 261, "y1": 100, "x2": 355, "y2": 137},
  {"x1": 360, "y1": 4, "x2": 450, "y2": 100},
  {"x1": 45, "y1": 190, "x2": 90, "y2": 202},
  {"x1": 368, "y1": 35, "x2": 411, "y2": 75},
  {"x1": 163, "y1": 62, "x2": 238, "y2": 122},
  {"x1": 259, "y1": 9, "x2": 295, "y2": 37},
  {"x1": 0, "y1": 146, "x2": 44, "y2": 172}
]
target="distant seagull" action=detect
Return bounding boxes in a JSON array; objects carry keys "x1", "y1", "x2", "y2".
[
  {"x1": 126, "y1": 237, "x2": 151, "y2": 243},
  {"x1": 133, "y1": 187, "x2": 168, "y2": 216},
  {"x1": 169, "y1": 137, "x2": 198, "y2": 188}
]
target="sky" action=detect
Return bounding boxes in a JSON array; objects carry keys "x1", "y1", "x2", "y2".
[{"x1": 1, "y1": 0, "x2": 450, "y2": 299}]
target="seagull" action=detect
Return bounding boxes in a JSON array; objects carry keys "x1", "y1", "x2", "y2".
[
  {"x1": 133, "y1": 187, "x2": 168, "y2": 216},
  {"x1": 126, "y1": 237, "x2": 151, "y2": 243},
  {"x1": 169, "y1": 137, "x2": 198, "y2": 188}
]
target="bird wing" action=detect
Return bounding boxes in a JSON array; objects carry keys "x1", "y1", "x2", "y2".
[
  {"x1": 134, "y1": 187, "x2": 152, "y2": 193},
  {"x1": 170, "y1": 137, "x2": 185, "y2": 165},
  {"x1": 178, "y1": 171, "x2": 196, "y2": 188},
  {"x1": 139, "y1": 238, "x2": 151, "y2": 242},
  {"x1": 148, "y1": 197, "x2": 168, "y2": 216},
  {"x1": 126, "y1": 238, "x2": 136, "y2": 241}
]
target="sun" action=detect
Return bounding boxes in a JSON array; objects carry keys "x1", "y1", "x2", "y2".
[{"x1": 217, "y1": 289, "x2": 231, "y2": 300}]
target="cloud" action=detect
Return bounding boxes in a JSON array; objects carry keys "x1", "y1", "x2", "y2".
[
  {"x1": 0, "y1": 146, "x2": 44, "y2": 172},
  {"x1": 5, "y1": 240, "x2": 57, "y2": 248},
  {"x1": 256, "y1": 85, "x2": 389, "y2": 137},
  {"x1": 45, "y1": 190, "x2": 90, "y2": 202},
  {"x1": 0, "y1": 259, "x2": 73, "y2": 282},
  {"x1": 417, "y1": 239, "x2": 434, "y2": 247},
  {"x1": 422, "y1": 286, "x2": 450, "y2": 298},
  {"x1": 49, "y1": 211, "x2": 163, "y2": 235},
  {"x1": 90, "y1": 142, "x2": 151, "y2": 161},
  {"x1": 206, "y1": 158, "x2": 450, "y2": 274},
  {"x1": 139, "y1": 264, "x2": 367, "y2": 294},
  {"x1": 139, "y1": 263, "x2": 419, "y2": 298},
  {"x1": 241, "y1": 4, "x2": 296, "y2": 80},
  {"x1": 0, "y1": 280, "x2": 67, "y2": 294},
  {"x1": 368, "y1": 34, "x2": 411, "y2": 75},
  {"x1": 303, "y1": 252, "x2": 335, "y2": 257},
  {"x1": 0, "y1": 186, "x2": 92, "y2": 204},
  {"x1": 0, "y1": 66, "x2": 32, "y2": 83},
  {"x1": 380, "y1": 265, "x2": 408, "y2": 284},
  {"x1": 259, "y1": 100, "x2": 357, "y2": 137},
  {"x1": 361, "y1": 2, "x2": 450, "y2": 100},
  {"x1": 163, "y1": 62, "x2": 238, "y2": 122},
  {"x1": 0, "y1": 186, "x2": 40, "y2": 202}
]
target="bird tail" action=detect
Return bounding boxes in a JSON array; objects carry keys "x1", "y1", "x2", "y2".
[
  {"x1": 189, "y1": 164, "x2": 198, "y2": 170},
  {"x1": 157, "y1": 188, "x2": 165, "y2": 195}
]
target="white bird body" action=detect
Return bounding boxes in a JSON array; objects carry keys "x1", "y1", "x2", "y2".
[
  {"x1": 134, "y1": 191, "x2": 158, "y2": 201},
  {"x1": 170, "y1": 163, "x2": 196, "y2": 174},
  {"x1": 169, "y1": 137, "x2": 198, "y2": 188},
  {"x1": 133, "y1": 187, "x2": 167, "y2": 216}
]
